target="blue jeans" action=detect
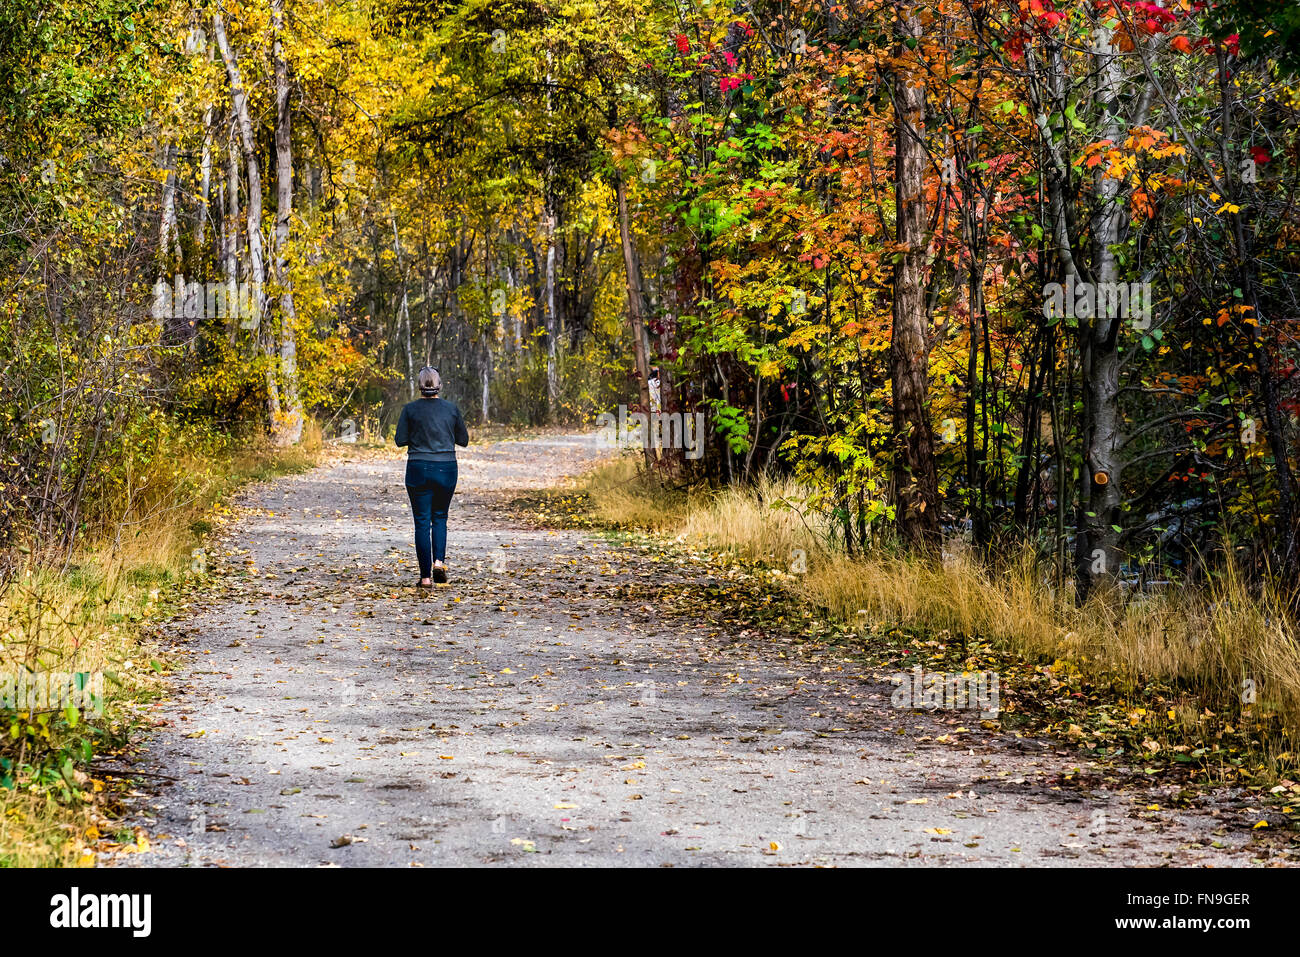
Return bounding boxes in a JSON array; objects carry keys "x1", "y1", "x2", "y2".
[{"x1": 405, "y1": 459, "x2": 457, "y2": 578}]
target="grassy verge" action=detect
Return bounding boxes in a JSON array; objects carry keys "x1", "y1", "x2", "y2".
[
  {"x1": 575, "y1": 456, "x2": 1300, "y2": 793},
  {"x1": 0, "y1": 425, "x2": 323, "y2": 866}
]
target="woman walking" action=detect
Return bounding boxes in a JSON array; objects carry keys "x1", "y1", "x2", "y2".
[{"x1": 395, "y1": 366, "x2": 469, "y2": 586}]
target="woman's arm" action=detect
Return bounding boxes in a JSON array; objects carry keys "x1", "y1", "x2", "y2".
[
  {"x1": 454, "y1": 406, "x2": 469, "y2": 447},
  {"x1": 394, "y1": 406, "x2": 409, "y2": 447}
]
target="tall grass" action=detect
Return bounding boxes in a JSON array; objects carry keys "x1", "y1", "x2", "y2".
[
  {"x1": 586, "y1": 455, "x2": 832, "y2": 552},
  {"x1": 801, "y1": 550, "x2": 1300, "y2": 741},
  {"x1": 584, "y1": 455, "x2": 695, "y2": 532},
  {"x1": 582, "y1": 457, "x2": 1300, "y2": 757},
  {"x1": 1, "y1": 421, "x2": 322, "y2": 866}
]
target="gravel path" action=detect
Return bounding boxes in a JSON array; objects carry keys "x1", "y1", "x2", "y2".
[{"x1": 111, "y1": 433, "x2": 1260, "y2": 867}]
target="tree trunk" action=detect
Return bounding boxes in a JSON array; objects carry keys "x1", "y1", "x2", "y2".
[
  {"x1": 198, "y1": 107, "x2": 213, "y2": 252},
  {"x1": 1079, "y1": 24, "x2": 1125, "y2": 599},
  {"x1": 890, "y1": 9, "x2": 940, "y2": 547},
  {"x1": 390, "y1": 213, "x2": 415, "y2": 400},
  {"x1": 542, "y1": 56, "x2": 560, "y2": 422},
  {"x1": 616, "y1": 173, "x2": 655, "y2": 470},
  {"x1": 270, "y1": 0, "x2": 303, "y2": 445},
  {"x1": 223, "y1": 124, "x2": 239, "y2": 288},
  {"x1": 213, "y1": 10, "x2": 279, "y2": 426},
  {"x1": 544, "y1": 202, "x2": 559, "y2": 421},
  {"x1": 158, "y1": 142, "x2": 179, "y2": 270},
  {"x1": 221, "y1": 123, "x2": 240, "y2": 343}
]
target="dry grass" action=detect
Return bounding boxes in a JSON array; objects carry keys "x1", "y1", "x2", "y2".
[
  {"x1": 0, "y1": 792, "x2": 94, "y2": 867},
  {"x1": 678, "y1": 474, "x2": 831, "y2": 566},
  {"x1": 4, "y1": 423, "x2": 323, "y2": 684},
  {"x1": 583, "y1": 459, "x2": 1300, "y2": 756},
  {"x1": 584, "y1": 455, "x2": 695, "y2": 531},
  {"x1": 1, "y1": 422, "x2": 323, "y2": 866},
  {"x1": 801, "y1": 549, "x2": 1300, "y2": 751},
  {"x1": 584, "y1": 455, "x2": 830, "y2": 554},
  {"x1": 806, "y1": 551, "x2": 1295, "y2": 708}
]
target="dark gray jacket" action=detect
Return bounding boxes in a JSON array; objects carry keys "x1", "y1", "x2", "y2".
[{"x1": 395, "y1": 398, "x2": 469, "y2": 461}]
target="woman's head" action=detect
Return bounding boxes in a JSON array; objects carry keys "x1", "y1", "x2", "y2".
[{"x1": 418, "y1": 366, "x2": 441, "y2": 397}]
